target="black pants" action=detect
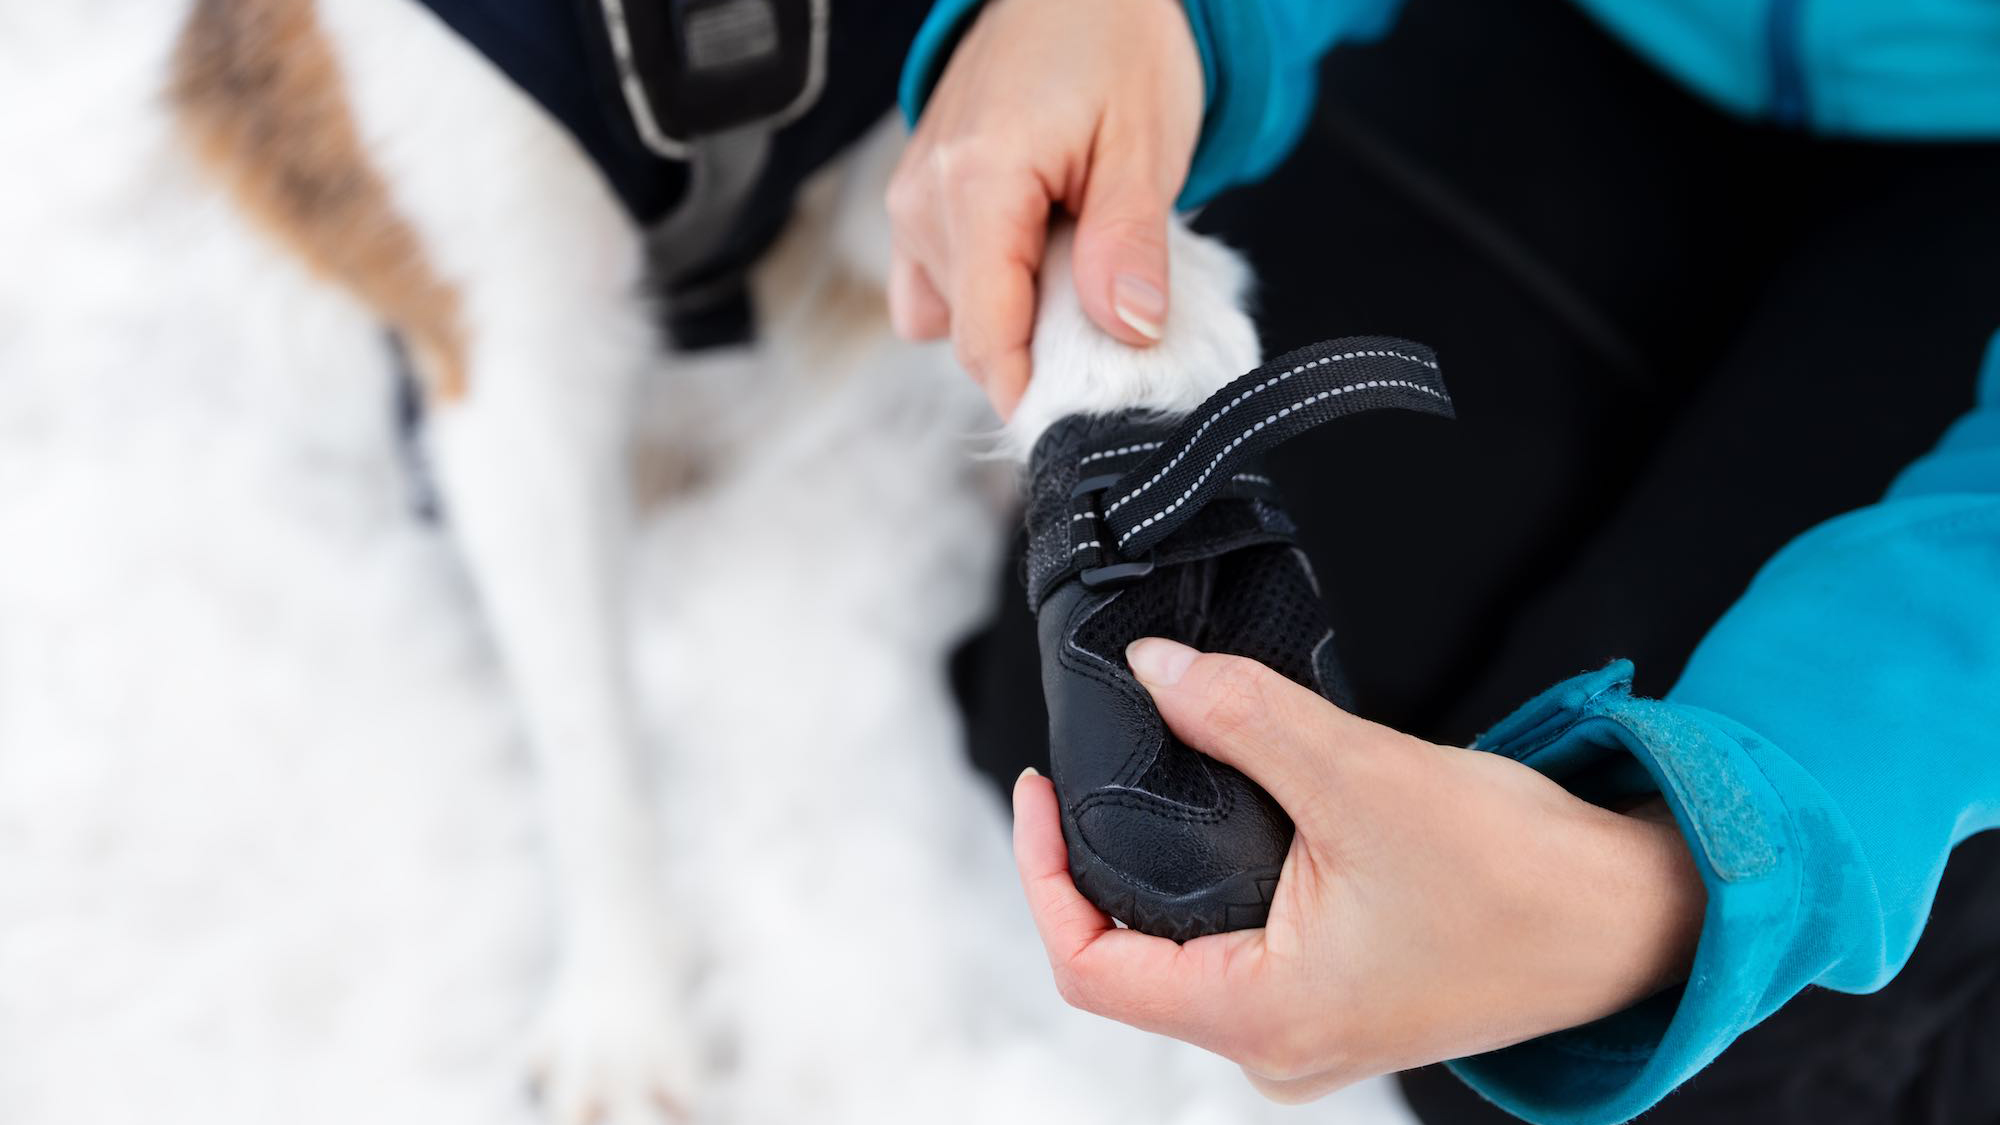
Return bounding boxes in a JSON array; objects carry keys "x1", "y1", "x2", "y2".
[{"x1": 949, "y1": 0, "x2": 2000, "y2": 1119}]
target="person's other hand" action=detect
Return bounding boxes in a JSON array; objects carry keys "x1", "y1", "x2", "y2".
[
  {"x1": 886, "y1": 0, "x2": 1203, "y2": 418},
  {"x1": 1012, "y1": 638, "x2": 1706, "y2": 1102}
]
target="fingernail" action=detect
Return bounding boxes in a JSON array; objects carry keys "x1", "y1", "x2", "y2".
[
  {"x1": 1112, "y1": 273, "x2": 1165, "y2": 341},
  {"x1": 1017, "y1": 766, "x2": 1040, "y2": 782},
  {"x1": 1126, "y1": 637, "x2": 1197, "y2": 686}
]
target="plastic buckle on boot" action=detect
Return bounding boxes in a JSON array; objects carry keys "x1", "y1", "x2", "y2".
[
  {"x1": 1070, "y1": 472, "x2": 1156, "y2": 589},
  {"x1": 1080, "y1": 556, "x2": 1156, "y2": 588}
]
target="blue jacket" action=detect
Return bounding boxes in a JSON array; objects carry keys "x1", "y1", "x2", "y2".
[
  {"x1": 1457, "y1": 335, "x2": 2000, "y2": 1123},
  {"x1": 903, "y1": 4, "x2": 2000, "y2": 1122}
]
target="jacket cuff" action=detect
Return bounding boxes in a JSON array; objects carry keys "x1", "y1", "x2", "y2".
[
  {"x1": 1179, "y1": 0, "x2": 1321, "y2": 207},
  {"x1": 897, "y1": 0, "x2": 987, "y2": 130},
  {"x1": 1176, "y1": 0, "x2": 1401, "y2": 205},
  {"x1": 1445, "y1": 662, "x2": 1863, "y2": 1125}
]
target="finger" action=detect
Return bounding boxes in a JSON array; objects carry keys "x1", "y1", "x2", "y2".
[
  {"x1": 1012, "y1": 769, "x2": 1258, "y2": 1041},
  {"x1": 1012, "y1": 767, "x2": 1113, "y2": 962},
  {"x1": 889, "y1": 253, "x2": 950, "y2": 341},
  {"x1": 884, "y1": 145, "x2": 952, "y2": 341},
  {"x1": 944, "y1": 183, "x2": 1046, "y2": 419},
  {"x1": 1123, "y1": 639, "x2": 1361, "y2": 833},
  {"x1": 1071, "y1": 135, "x2": 1174, "y2": 346}
]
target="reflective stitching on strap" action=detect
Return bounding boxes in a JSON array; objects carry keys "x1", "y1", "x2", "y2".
[
  {"x1": 1078, "y1": 441, "x2": 1163, "y2": 466},
  {"x1": 1101, "y1": 351, "x2": 1437, "y2": 517},
  {"x1": 1024, "y1": 336, "x2": 1452, "y2": 613},
  {"x1": 1114, "y1": 380, "x2": 1448, "y2": 548}
]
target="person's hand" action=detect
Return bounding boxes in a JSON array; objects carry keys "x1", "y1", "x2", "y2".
[
  {"x1": 886, "y1": 0, "x2": 1204, "y2": 418},
  {"x1": 1012, "y1": 638, "x2": 1706, "y2": 1102}
]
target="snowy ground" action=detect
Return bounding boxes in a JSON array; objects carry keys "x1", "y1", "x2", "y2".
[{"x1": 0, "y1": 7, "x2": 1417, "y2": 1124}]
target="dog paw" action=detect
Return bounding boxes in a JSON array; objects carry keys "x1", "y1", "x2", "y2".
[{"x1": 529, "y1": 954, "x2": 700, "y2": 1124}]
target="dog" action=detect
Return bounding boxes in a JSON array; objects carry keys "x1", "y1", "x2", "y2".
[{"x1": 158, "y1": 1, "x2": 1265, "y2": 1120}]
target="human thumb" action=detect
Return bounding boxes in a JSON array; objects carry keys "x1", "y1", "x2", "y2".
[
  {"x1": 1072, "y1": 173, "x2": 1173, "y2": 347},
  {"x1": 1125, "y1": 638, "x2": 1350, "y2": 830}
]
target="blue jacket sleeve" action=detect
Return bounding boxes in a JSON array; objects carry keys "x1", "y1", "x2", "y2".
[
  {"x1": 1449, "y1": 330, "x2": 2000, "y2": 1124},
  {"x1": 898, "y1": 0, "x2": 1403, "y2": 209}
]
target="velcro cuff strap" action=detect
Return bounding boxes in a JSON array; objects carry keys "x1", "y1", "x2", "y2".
[{"x1": 1026, "y1": 336, "x2": 1453, "y2": 608}]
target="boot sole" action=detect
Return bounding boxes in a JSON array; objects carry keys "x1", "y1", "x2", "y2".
[{"x1": 1059, "y1": 799, "x2": 1281, "y2": 943}]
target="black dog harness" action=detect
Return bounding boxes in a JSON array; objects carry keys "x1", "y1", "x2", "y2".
[
  {"x1": 390, "y1": 1, "x2": 929, "y2": 519},
  {"x1": 410, "y1": 0, "x2": 929, "y2": 346}
]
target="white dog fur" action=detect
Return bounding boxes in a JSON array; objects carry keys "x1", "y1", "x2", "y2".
[{"x1": 1006, "y1": 223, "x2": 1262, "y2": 458}]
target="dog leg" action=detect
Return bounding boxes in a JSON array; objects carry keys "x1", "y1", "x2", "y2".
[
  {"x1": 1002, "y1": 219, "x2": 1263, "y2": 457},
  {"x1": 429, "y1": 332, "x2": 694, "y2": 1123},
  {"x1": 345, "y1": 29, "x2": 702, "y2": 1124},
  {"x1": 172, "y1": 1, "x2": 696, "y2": 1117}
]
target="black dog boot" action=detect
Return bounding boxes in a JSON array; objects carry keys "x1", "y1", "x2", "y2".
[{"x1": 1024, "y1": 337, "x2": 1452, "y2": 941}]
